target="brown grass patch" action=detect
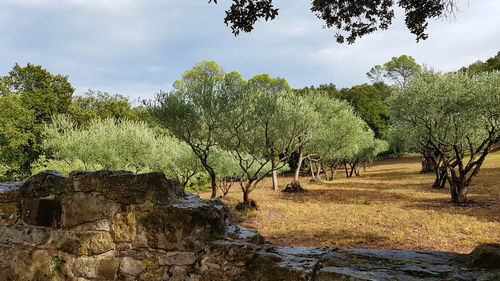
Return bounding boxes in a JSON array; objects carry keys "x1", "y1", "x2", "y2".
[{"x1": 197, "y1": 152, "x2": 500, "y2": 253}]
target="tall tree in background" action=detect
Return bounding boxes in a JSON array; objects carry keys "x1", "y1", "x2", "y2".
[
  {"x1": 209, "y1": 0, "x2": 459, "y2": 43},
  {"x1": 0, "y1": 63, "x2": 74, "y2": 180},
  {"x1": 459, "y1": 51, "x2": 500, "y2": 75},
  {"x1": 367, "y1": 55, "x2": 421, "y2": 88}
]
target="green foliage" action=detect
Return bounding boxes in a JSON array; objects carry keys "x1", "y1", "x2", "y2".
[
  {"x1": 33, "y1": 116, "x2": 202, "y2": 187},
  {"x1": 388, "y1": 69, "x2": 500, "y2": 203},
  {"x1": 336, "y1": 84, "x2": 389, "y2": 139},
  {"x1": 68, "y1": 90, "x2": 154, "y2": 127},
  {"x1": 149, "y1": 60, "x2": 228, "y2": 197},
  {"x1": 367, "y1": 55, "x2": 421, "y2": 88},
  {"x1": 0, "y1": 63, "x2": 74, "y2": 180},
  {"x1": 304, "y1": 94, "x2": 367, "y2": 161},
  {"x1": 51, "y1": 256, "x2": 64, "y2": 272},
  {"x1": 220, "y1": 83, "x2": 312, "y2": 188},
  {"x1": 211, "y1": 1, "x2": 455, "y2": 44},
  {"x1": 459, "y1": 51, "x2": 500, "y2": 76}
]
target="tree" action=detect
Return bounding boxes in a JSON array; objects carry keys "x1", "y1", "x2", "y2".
[
  {"x1": 248, "y1": 73, "x2": 291, "y2": 191},
  {"x1": 388, "y1": 70, "x2": 500, "y2": 204},
  {"x1": 0, "y1": 93, "x2": 36, "y2": 181},
  {"x1": 209, "y1": 0, "x2": 459, "y2": 43},
  {"x1": 459, "y1": 51, "x2": 500, "y2": 76},
  {"x1": 220, "y1": 86, "x2": 312, "y2": 206},
  {"x1": 0, "y1": 63, "x2": 74, "y2": 179},
  {"x1": 33, "y1": 116, "x2": 204, "y2": 188},
  {"x1": 149, "y1": 61, "x2": 229, "y2": 198},
  {"x1": 210, "y1": 149, "x2": 241, "y2": 197},
  {"x1": 68, "y1": 90, "x2": 153, "y2": 126},
  {"x1": 295, "y1": 94, "x2": 367, "y2": 182},
  {"x1": 336, "y1": 84, "x2": 389, "y2": 139},
  {"x1": 367, "y1": 55, "x2": 421, "y2": 88}
]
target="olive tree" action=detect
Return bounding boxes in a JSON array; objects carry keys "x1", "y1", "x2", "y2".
[
  {"x1": 248, "y1": 73, "x2": 291, "y2": 190},
  {"x1": 294, "y1": 94, "x2": 367, "y2": 182},
  {"x1": 389, "y1": 70, "x2": 500, "y2": 204},
  {"x1": 149, "y1": 61, "x2": 228, "y2": 198},
  {"x1": 33, "y1": 116, "x2": 175, "y2": 174},
  {"x1": 221, "y1": 85, "x2": 312, "y2": 206},
  {"x1": 33, "y1": 116, "x2": 205, "y2": 188}
]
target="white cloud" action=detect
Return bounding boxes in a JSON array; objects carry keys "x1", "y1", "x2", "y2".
[{"x1": 1, "y1": 0, "x2": 499, "y2": 98}]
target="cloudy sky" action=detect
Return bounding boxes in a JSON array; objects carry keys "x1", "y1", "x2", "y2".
[{"x1": 1, "y1": 0, "x2": 499, "y2": 100}]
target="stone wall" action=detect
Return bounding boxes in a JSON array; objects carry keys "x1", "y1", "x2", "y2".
[{"x1": 0, "y1": 170, "x2": 498, "y2": 281}]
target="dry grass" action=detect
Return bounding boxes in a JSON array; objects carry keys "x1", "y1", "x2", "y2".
[{"x1": 197, "y1": 152, "x2": 500, "y2": 254}]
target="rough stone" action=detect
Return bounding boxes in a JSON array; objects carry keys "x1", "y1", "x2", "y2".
[
  {"x1": 73, "y1": 253, "x2": 119, "y2": 279},
  {"x1": 51, "y1": 231, "x2": 115, "y2": 256},
  {"x1": 468, "y1": 243, "x2": 500, "y2": 269},
  {"x1": 0, "y1": 202, "x2": 19, "y2": 225},
  {"x1": 60, "y1": 193, "x2": 118, "y2": 227},
  {"x1": 67, "y1": 170, "x2": 185, "y2": 204},
  {"x1": 119, "y1": 257, "x2": 147, "y2": 277},
  {"x1": 1, "y1": 170, "x2": 499, "y2": 281},
  {"x1": 112, "y1": 212, "x2": 137, "y2": 242},
  {"x1": 0, "y1": 226, "x2": 50, "y2": 245},
  {"x1": 20, "y1": 170, "x2": 66, "y2": 198},
  {"x1": 0, "y1": 181, "x2": 23, "y2": 194},
  {"x1": 158, "y1": 251, "x2": 196, "y2": 265},
  {"x1": 0, "y1": 246, "x2": 64, "y2": 281}
]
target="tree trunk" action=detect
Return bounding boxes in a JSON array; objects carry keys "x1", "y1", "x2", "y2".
[
  {"x1": 271, "y1": 152, "x2": 278, "y2": 191},
  {"x1": 330, "y1": 167, "x2": 336, "y2": 181},
  {"x1": 310, "y1": 160, "x2": 316, "y2": 178},
  {"x1": 344, "y1": 162, "x2": 349, "y2": 178},
  {"x1": 432, "y1": 165, "x2": 447, "y2": 189},
  {"x1": 242, "y1": 180, "x2": 254, "y2": 204},
  {"x1": 210, "y1": 173, "x2": 217, "y2": 198},
  {"x1": 294, "y1": 145, "x2": 304, "y2": 181},
  {"x1": 321, "y1": 162, "x2": 330, "y2": 181},
  {"x1": 421, "y1": 149, "x2": 435, "y2": 174},
  {"x1": 446, "y1": 165, "x2": 468, "y2": 205}
]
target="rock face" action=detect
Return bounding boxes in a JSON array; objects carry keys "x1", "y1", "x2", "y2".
[{"x1": 0, "y1": 170, "x2": 498, "y2": 281}]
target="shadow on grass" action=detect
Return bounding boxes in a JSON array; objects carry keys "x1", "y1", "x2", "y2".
[{"x1": 263, "y1": 228, "x2": 394, "y2": 250}]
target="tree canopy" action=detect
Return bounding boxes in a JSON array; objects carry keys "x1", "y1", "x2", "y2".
[
  {"x1": 367, "y1": 55, "x2": 421, "y2": 88},
  {"x1": 209, "y1": 0, "x2": 459, "y2": 43},
  {"x1": 388, "y1": 70, "x2": 500, "y2": 204},
  {"x1": 0, "y1": 63, "x2": 74, "y2": 180}
]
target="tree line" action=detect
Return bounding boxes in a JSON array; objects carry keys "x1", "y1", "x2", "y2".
[{"x1": 1, "y1": 51, "x2": 499, "y2": 206}]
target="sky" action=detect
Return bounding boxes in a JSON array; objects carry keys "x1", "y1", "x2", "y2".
[{"x1": 1, "y1": 0, "x2": 499, "y2": 100}]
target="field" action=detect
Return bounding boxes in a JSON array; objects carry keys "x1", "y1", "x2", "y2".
[{"x1": 198, "y1": 152, "x2": 500, "y2": 254}]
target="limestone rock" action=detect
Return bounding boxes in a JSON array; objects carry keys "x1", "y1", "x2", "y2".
[
  {"x1": 20, "y1": 170, "x2": 66, "y2": 198},
  {"x1": 0, "y1": 202, "x2": 19, "y2": 225},
  {"x1": 73, "y1": 253, "x2": 120, "y2": 280},
  {"x1": 51, "y1": 231, "x2": 115, "y2": 256},
  {"x1": 0, "y1": 246, "x2": 64, "y2": 281},
  {"x1": 158, "y1": 252, "x2": 196, "y2": 265},
  {"x1": 112, "y1": 212, "x2": 137, "y2": 242},
  {"x1": 0, "y1": 226, "x2": 50, "y2": 245},
  {"x1": 119, "y1": 257, "x2": 147, "y2": 277},
  {"x1": 469, "y1": 243, "x2": 500, "y2": 269},
  {"x1": 68, "y1": 170, "x2": 185, "y2": 204},
  {"x1": 61, "y1": 193, "x2": 119, "y2": 227}
]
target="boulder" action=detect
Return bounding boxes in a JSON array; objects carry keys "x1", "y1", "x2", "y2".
[
  {"x1": 468, "y1": 243, "x2": 500, "y2": 269},
  {"x1": 283, "y1": 180, "x2": 307, "y2": 193}
]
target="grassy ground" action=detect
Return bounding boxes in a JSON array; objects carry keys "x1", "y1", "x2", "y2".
[{"x1": 197, "y1": 152, "x2": 500, "y2": 254}]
